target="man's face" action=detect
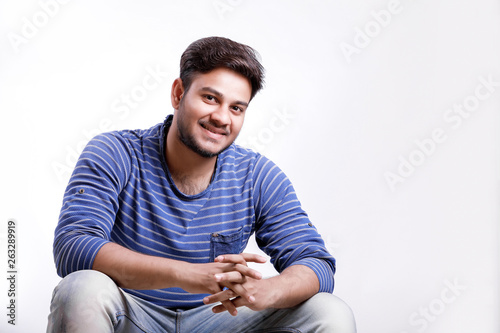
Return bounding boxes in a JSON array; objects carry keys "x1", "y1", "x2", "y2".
[{"x1": 174, "y1": 67, "x2": 252, "y2": 158}]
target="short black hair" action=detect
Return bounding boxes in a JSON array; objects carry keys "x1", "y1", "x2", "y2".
[{"x1": 180, "y1": 36, "x2": 265, "y2": 100}]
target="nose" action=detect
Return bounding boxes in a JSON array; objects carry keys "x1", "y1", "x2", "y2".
[{"x1": 210, "y1": 104, "x2": 231, "y2": 126}]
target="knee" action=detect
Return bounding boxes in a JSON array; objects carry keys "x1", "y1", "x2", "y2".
[
  {"x1": 48, "y1": 270, "x2": 123, "y2": 331},
  {"x1": 304, "y1": 293, "x2": 357, "y2": 333},
  {"x1": 52, "y1": 270, "x2": 120, "y2": 306}
]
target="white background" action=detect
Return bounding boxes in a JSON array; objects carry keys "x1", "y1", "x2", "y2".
[{"x1": 1, "y1": 0, "x2": 499, "y2": 332}]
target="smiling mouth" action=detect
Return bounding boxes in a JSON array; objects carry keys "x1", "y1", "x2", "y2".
[{"x1": 200, "y1": 121, "x2": 229, "y2": 136}]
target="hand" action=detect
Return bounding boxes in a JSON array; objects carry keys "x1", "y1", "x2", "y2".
[
  {"x1": 212, "y1": 253, "x2": 267, "y2": 284},
  {"x1": 177, "y1": 253, "x2": 266, "y2": 316},
  {"x1": 203, "y1": 254, "x2": 274, "y2": 314},
  {"x1": 203, "y1": 264, "x2": 320, "y2": 315},
  {"x1": 203, "y1": 275, "x2": 275, "y2": 313},
  {"x1": 212, "y1": 253, "x2": 268, "y2": 315}
]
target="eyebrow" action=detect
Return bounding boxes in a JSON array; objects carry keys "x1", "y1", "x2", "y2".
[{"x1": 199, "y1": 87, "x2": 249, "y2": 107}]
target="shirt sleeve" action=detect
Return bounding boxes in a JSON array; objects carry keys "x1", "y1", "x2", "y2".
[
  {"x1": 252, "y1": 155, "x2": 336, "y2": 293},
  {"x1": 53, "y1": 132, "x2": 132, "y2": 277}
]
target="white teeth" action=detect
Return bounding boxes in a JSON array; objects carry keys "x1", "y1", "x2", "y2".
[{"x1": 202, "y1": 123, "x2": 225, "y2": 135}]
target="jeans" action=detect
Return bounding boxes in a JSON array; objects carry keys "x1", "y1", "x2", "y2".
[{"x1": 47, "y1": 270, "x2": 356, "y2": 333}]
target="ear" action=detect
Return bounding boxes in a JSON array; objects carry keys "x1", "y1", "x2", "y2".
[{"x1": 171, "y1": 78, "x2": 185, "y2": 110}]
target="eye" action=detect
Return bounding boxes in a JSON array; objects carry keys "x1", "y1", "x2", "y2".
[
  {"x1": 231, "y1": 105, "x2": 245, "y2": 113},
  {"x1": 203, "y1": 94, "x2": 218, "y2": 103}
]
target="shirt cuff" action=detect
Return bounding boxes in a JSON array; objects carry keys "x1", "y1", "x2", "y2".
[
  {"x1": 289, "y1": 258, "x2": 335, "y2": 293},
  {"x1": 56, "y1": 235, "x2": 109, "y2": 277}
]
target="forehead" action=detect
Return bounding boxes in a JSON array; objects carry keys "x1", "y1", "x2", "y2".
[{"x1": 189, "y1": 68, "x2": 252, "y2": 102}]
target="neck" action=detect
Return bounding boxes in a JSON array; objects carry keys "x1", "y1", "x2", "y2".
[{"x1": 165, "y1": 122, "x2": 217, "y2": 195}]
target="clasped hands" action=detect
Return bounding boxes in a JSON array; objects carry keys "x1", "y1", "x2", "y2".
[{"x1": 183, "y1": 253, "x2": 270, "y2": 316}]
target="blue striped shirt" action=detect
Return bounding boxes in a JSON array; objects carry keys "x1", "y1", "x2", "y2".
[{"x1": 53, "y1": 115, "x2": 336, "y2": 308}]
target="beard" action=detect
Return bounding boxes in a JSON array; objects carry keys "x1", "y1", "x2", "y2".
[{"x1": 176, "y1": 111, "x2": 233, "y2": 158}]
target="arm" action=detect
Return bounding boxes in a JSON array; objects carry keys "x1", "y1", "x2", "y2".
[
  {"x1": 93, "y1": 242, "x2": 264, "y2": 293},
  {"x1": 252, "y1": 156, "x2": 336, "y2": 293},
  {"x1": 93, "y1": 242, "x2": 185, "y2": 290},
  {"x1": 53, "y1": 133, "x2": 131, "y2": 278}
]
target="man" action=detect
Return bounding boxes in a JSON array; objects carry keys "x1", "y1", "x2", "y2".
[{"x1": 48, "y1": 36, "x2": 356, "y2": 332}]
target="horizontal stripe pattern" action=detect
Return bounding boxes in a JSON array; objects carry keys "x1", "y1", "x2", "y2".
[{"x1": 53, "y1": 115, "x2": 336, "y2": 308}]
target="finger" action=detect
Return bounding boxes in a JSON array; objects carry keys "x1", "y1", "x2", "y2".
[
  {"x1": 214, "y1": 271, "x2": 245, "y2": 283},
  {"x1": 205, "y1": 281, "x2": 255, "y2": 305},
  {"x1": 216, "y1": 264, "x2": 262, "y2": 280},
  {"x1": 228, "y1": 295, "x2": 247, "y2": 308},
  {"x1": 223, "y1": 282, "x2": 255, "y2": 304},
  {"x1": 215, "y1": 254, "x2": 247, "y2": 265},
  {"x1": 212, "y1": 296, "x2": 247, "y2": 314},
  {"x1": 241, "y1": 253, "x2": 267, "y2": 263},
  {"x1": 216, "y1": 253, "x2": 267, "y2": 265},
  {"x1": 212, "y1": 302, "x2": 233, "y2": 314},
  {"x1": 233, "y1": 264, "x2": 263, "y2": 280},
  {"x1": 204, "y1": 289, "x2": 239, "y2": 316},
  {"x1": 203, "y1": 289, "x2": 236, "y2": 305},
  {"x1": 220, "y1": 299, "x2": 238, "y2": 316}
]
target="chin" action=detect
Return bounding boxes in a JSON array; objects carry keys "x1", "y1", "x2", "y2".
[{"x1": 187, "y1": 141, "x2": 226, "y2": 158}]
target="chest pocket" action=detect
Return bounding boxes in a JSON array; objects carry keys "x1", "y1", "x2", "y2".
[{"x1": 209, "y1": 229, "x2": 244, "y2": 262}]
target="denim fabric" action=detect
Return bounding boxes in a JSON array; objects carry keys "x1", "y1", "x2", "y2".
[
  {"x1": 209, "y1": 229, "x2": 245, "y2": 262},
  {"x1": 47, "y1": 270, "x2": 356, "y2": 333}
]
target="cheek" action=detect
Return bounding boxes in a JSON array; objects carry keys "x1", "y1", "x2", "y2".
[
  {"x1": 230, "y1": 117, "x2": 245, "y2": 134},
  {"x1": 181, "y1": 101, "x2": 205, "y2": 122}
]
